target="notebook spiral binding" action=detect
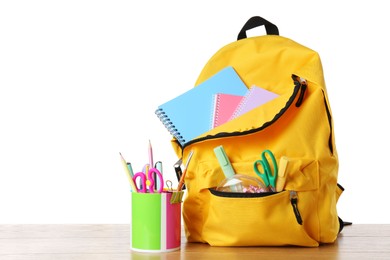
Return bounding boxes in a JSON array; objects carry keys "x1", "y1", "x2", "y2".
[
  {"x1": 230, "y1": 89, "x2": 253, "y2": 120},
  {"x1": 212, "y1": 94, "x2": 222, "y2": 128},
  {"x1": 155, "y1": 108, "x2": 185, "y2": 144}
]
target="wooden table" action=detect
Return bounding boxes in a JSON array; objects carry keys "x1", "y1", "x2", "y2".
[{"x1": 0, "y1": 224, "x2": 389, "y2": 259}]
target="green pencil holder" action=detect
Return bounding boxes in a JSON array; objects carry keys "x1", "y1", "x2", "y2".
[{"x1": 131, "y1": 192, "x2": 181, "y2": 252}]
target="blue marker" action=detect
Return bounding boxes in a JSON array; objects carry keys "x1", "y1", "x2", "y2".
[
  {"x1": 154, "y1": 161, "x2": 163, "y2": 189},
  {"x1": 126, "y1": 162, "x2": 134, "y2": 178}
]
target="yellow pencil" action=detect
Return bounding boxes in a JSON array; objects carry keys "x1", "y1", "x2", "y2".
[{"x1": 119, "y1": 152, "x2": 138, "y2": 192}]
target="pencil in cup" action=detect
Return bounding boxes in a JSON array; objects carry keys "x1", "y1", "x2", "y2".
[{"x1": 119, "y1": 152, "x2": 138, "y2": 192}]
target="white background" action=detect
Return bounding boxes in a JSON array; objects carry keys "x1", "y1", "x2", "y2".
[{"x1": 1, "y1": 1, "x2": 389, "y2": 224}]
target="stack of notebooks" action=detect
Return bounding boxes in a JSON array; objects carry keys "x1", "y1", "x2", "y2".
[{"x1": 155, "y1": 66, "x2": 279, "y2": 146}]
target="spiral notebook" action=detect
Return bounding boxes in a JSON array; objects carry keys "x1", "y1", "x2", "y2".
[
  {"x1": 155, "y1": 66, "x2": 248, "y2": 145},
  {"x1": 229, "y1": 85, "x2": 279, "y2": 121},
  {"x1": 211, "y1": 93, "x2": 244, "y2": 128}
]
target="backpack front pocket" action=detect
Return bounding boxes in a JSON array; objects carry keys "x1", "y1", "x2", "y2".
[{"x1": 202, "y1": 189, "x2": 319, "y2": 247}]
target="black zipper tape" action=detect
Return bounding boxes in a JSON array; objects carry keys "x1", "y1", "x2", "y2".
[{"x1": 209, "y1": 188, "x2": 276, "y2": 198}]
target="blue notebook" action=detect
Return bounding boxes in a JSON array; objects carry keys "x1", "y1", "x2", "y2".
[{"x1": 155, "y1": 66, "x2": 248, "y2": 146}]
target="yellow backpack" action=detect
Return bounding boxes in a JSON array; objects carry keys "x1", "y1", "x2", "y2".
[{"x1": 170, "y1": 16, "x2": 345, "y2": 247}]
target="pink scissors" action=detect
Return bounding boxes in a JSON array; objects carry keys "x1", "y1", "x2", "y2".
[{"x1": 132, "y1": 167, "x2": 164, "y2": 193}]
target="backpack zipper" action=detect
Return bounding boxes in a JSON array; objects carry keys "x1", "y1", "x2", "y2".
[
  {"x1": 322, "y1": 89, "x2": 334, "y2": 154},
  {"x1": 295, "y1": 78, "x2": 307, "y2": 107},
  {"x1": 290, "y1": 190, "x2": 303, "y2": 225},
  {"x1": 181, "y1": 75, "x2": 307, "y2": 149}
]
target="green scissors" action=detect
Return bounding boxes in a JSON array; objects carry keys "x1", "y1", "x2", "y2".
[{"x1": 253, "y1": 150, "x2": 278, "y2": 191}]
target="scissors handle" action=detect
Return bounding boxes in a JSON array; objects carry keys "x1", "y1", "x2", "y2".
[
  {"x1": 254, "y1": 160, "x2": 270, "y2": 187},
  {"x1": 263, "y1": 150, "x2": 278, "y2": 186},
  {"x1": 253, "y1": 150, "x2": 278, "y2": 189},
  {"x1": 148, "y1": 168, "x2": 164, "y2": 193},
  {"x1": 132, "y1": 172, "x2": 146, "y2": 193}
]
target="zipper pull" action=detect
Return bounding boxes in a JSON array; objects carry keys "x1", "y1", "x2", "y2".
[
  {"x1": 290, "y1": 191, "x2": 303, "y2": 225},
  {"x1": 295, "y1": 78, "x2": 307, "y2": 107}
]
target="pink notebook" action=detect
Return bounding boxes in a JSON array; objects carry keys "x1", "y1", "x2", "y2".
[
  {"x1": 211, "y1": 93, "x2": 244, "y2": 128},
  {"x1": 229, "y1": 85, "x2": 279, "y2": 121}
]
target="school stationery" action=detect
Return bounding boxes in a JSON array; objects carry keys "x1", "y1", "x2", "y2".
[
  {"x1": 119, "y1": 152, "x2": 138, "y2": 192},
  {"x1": 155, "y1": 66, "x2": 248, "y2": 146},
  {"x1": 213, "y1": 145, "x2": 236, "y2": 178},
  {"x1": 171, "y1": 150, "x2": 194, "y2": 204},
  {"x1": 154, "y1": 161, "x2": 163, "y2": 190},
  {"x1": 126, "y1": 162, "x2": 134, "y2": 178},
  {"x1": 173, "y1": 158, "x2": 185, "y2": 190},
  {"x1": 211, "y1": 93, "x2": 243, "y2": 128},
  {"x1": 148, "y1": 140, "x2": 154, "y2": 169},
  {"x1": 165, "y1": 16, "x2": 345, "y2": 247},
  {"x1": 215, "y1": 174, "x2": 268, "y2": 193},
  {"x1": 155, "y1": 161, "x2": 163, "y2": 173},
  {"x1": 132, "y1": 168, "x2": 164, "y2": 193},
  {"x1": 131, "y1": 192, "x2": 181, "y2": 252},
  {"x1": 177, "y1": 150, "x2": 194, "y2": 192},
  {"x1": 229, "y1": 85, "x2": 279, "y2": 121},
  {"x1": 275, "y1": 156, "x2": 288, "y2": 192},
  {"x1": 253, "y1": 149, "x2": 278, "y2": 192}
]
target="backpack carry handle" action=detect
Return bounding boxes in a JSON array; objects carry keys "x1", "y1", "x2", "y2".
[{"x1": 237, "y1": 16, "x2": 279, "y2": 40}]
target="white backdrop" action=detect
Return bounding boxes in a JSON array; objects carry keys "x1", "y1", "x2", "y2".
[{"x1": 1, "y1": 0, "x2": 389, "y2": 224}]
